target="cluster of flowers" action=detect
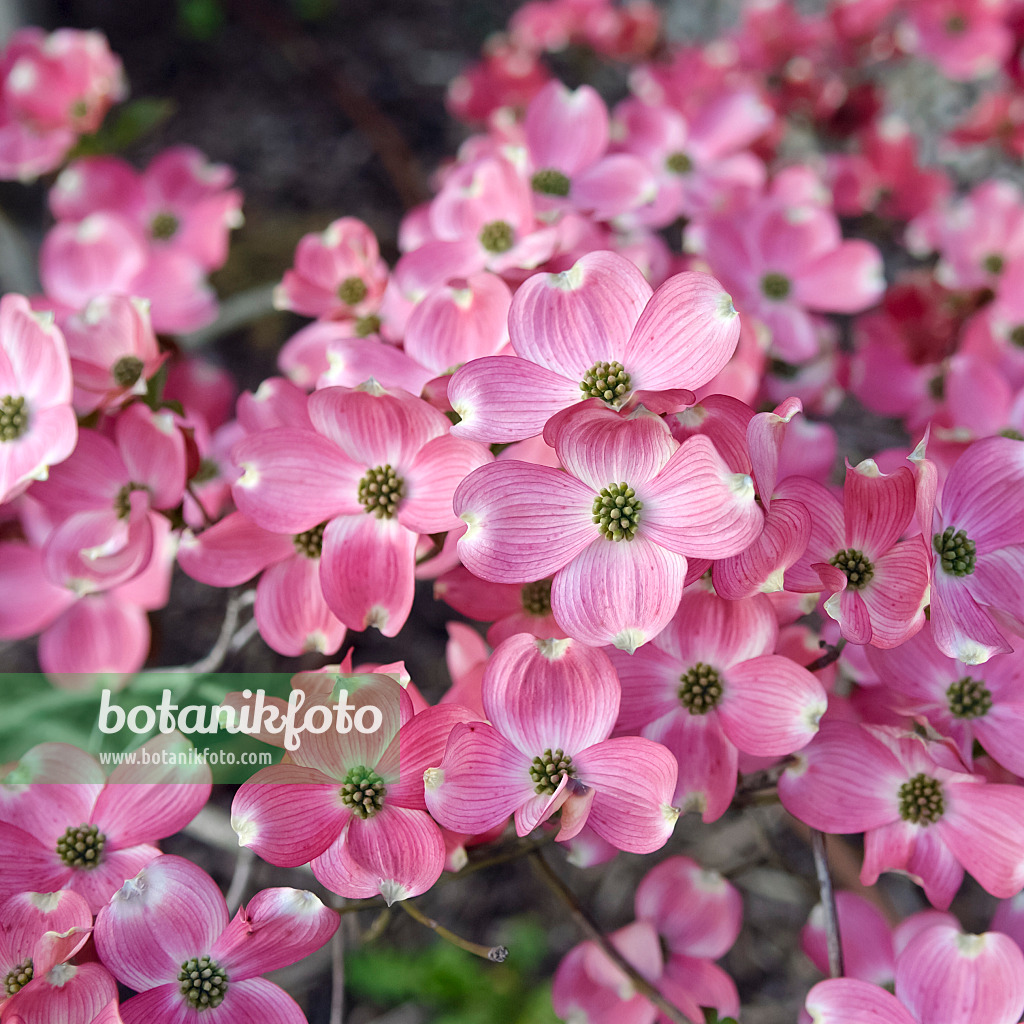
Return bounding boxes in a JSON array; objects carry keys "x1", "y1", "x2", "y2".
[
  {"x1": 0, "y1": 736, "x2": 338, "y2": 1024},
  {"x1": 4, "y1": 0, "x2": 1024, "y2": 1019}
]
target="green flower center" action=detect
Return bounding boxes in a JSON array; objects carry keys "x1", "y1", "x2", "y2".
[
  {"x1": 114, "y1": 482, "x2": 149, "y2": 520},
  {"x1": 529, "y1": 748, "x2": 576, "y2": 795},
  {"x1": 113, "y1": 355, "x2": 145, "y2": 388},
  {"x1": 1, "y1": 395, "x2": 29, "y2": 441},
  {"x1": 531, "y1": 168, "x2": 571, "y2": 197},
  {"x1": 761, "y1": 272, "x2": 792, "y2": 300},
  {"x1": 56, "y1": 823, "x2": 106, "y2": 869},
  {"x1": 479, "y1": 220, "x2": 514, "y2": 254},
  {"x1": 933, "y1": 526, "x2": 976, "y2": 576},
  {"x1": 3, "y1": 958, "x2": 33, "y2": 997},
  {"x1": 1009, "y1": 325, "x2": 1024, "y2": 348},
  {"x1": 830, "y1": 548, "x2": 875, "y2": 590},
  {"x1": 521, "y1": 577, "x2": 553, "y2": 616},
  {"x1": 1000, "y1": 428, "x2": 1024, "y2": 441},
  {"x1": 945, "y1": 13, "x2": 968, "y2": 33},
  {"x1": 150, "y1": 212, "x2": 180, "y2": 240},
  {"x1": 579, "y1": 360, "x2": 632, "y2": 405},
  {"x1": 984, "y1": 253, "x2": 1005, "y2": 275},
  {"x1": 178, "y1": 955, "x2": 228, "y2": 1010},
  {"x1": 947, "y1": 676, "x2": 992, "y2": 718},
  {"x1": 592, "y1": 482, "x2": 642, "y2": 541},
  {"x1": 341, "y1": 765, "x2": 386, "y2": 819},
  {"x1": 666, "y1": 151, "x2": 693, "y2": 175},
  {"x1": 293, "y1": 522, "x2": 327, "y2": 559},
  {"x1": 678, "y1": 662, "x2": 723, "y2": 715},
  {"x1": 338, "y1": 276, "x2": 368, "y2": 306},
  {"x1": 355, "y1": 314, "x2": 381, "y2": 337},
  {"x1": 358, "y1": 464, "x2": 405, "y2": 518},
  {"x1": 898, "y1": 773, "x2": 945, "y2": 825}
]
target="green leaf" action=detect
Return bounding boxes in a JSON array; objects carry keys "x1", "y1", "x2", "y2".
[
  {"x1": 69, "y1": 98, "x2": 176, "y2": 158},
  {"x1": 177, "y1": 0, "x2": 226, "y2": 41}
]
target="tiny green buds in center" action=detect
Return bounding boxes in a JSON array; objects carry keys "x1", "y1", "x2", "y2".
[
  {"x1": 150, "y1": 211, "x2": 180, "y2": 240},
  {"x1": 56, "y1": 823, "x2": 106, "y2": 869},
  {"x1": 947, "y1": 675, "x2": 992, "y2": 719},
  {"x1": 358, "y1": 464, "x2": 405, "y2": 518},
  {"x1": 666, "y1": 151, "x2": 693, "y2": 174},
  {"x1": 1010, "y1": 325, "x2": 1024, "y2": 348},
  {"x1": 338, "y1": 276, "x2": 368, "y2": 306},
  {"x1": 521, "y1": 577, "x2": 553, "y2": 615},
  {"x1": 984, "y1": 252, "x2": 1005, "y2": 275},
  {"x1": 114, "y1": 482, "x2": 149, "y2": 520},
  {"x1": 0, "y1": 395, "x2": 28, "y2": 441},
  {"x1": 356, "y1": 314, "x2": 382, "y2": 337},
  {"x1": 293, "y1": 521, "x2": 327, "y2": 558},
  {"x1": 178, "y1": 955, "x2": 228, "y2": 1010},
  {"x1": 898, "y1": 773, "x2": 945, "y2": 825},
  {"x1": 529, "y1": 747, "x2": 576, "y2": 795},
  {"x1": 113, "y1": 355, "x2": 145, "y2": 388},
  {"x1": 531, "y1": 168, "x2": 571, "y2": 196},
  {"x1": 3, "y1": 958, "x2": 33, "y2": 997},
  {"x1": 830, "y1": 548, "x2": 875, "y2": 589},
  {"x1": 479, "y1": 220, "x2": 514, "y2": 254},
  {"x1": 579, "y1": 360, "x2": 632, "y2": 404},
  {"x1": 760, "y1": 272, "x2": 792, "y2": 300},
  {"x1": 592, "y1": 482, "x2": 642, "y2": 541},
  {"x1": 340, "y1": 765, "x2": 386, "y2": 818},
  {"x1": 933, "y1": 526, "x2": 976, "y2": 576},
  {"x1": 678, "y1": 662, "x2": 724, "y2": 714}
]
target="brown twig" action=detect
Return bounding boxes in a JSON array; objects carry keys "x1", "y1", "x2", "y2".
[
  {"x1": 400, "y1": 900, "x2": 508, "y2": 962},
  {"x1": 805, "y1": 637, "x2": 848, "y2": 673},
  {"x1": 810, "y1": 829, "x2": 845, "y2": 978},
  {"x1": 529, "y1": 850, "x2": 690, "y2": 1024}
]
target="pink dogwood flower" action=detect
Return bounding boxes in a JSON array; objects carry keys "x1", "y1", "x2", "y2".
[
  {"x1": 455, "y1": 401, "x2": 761, "y2": 650},
  {"x1": 94, "y1": 855, "x2": 338, "y2": 1024},
  {"x1": 232, "y1": 381, "x2": 491, "y2": 636},
  {"x1": 781, "y1": 459, "x2": 930, "y2": 649},
  {"x1": 425, "y1": 633, "x2": 680, "y2": 854},
  {"x1": 0, "y1": 736, "x2": 211, "y2": 912},
  {"x1": 780, "y1": 721, "x2": 1024, "y2": 908},
  {"x1": 609, "y1": 589, "x2": 827, "y2": 821},
  {"x1": 449, "y1": 249, "x2": 741, "y2": 442},
  {"x1": 0, "y1": 294, "x2": 77, "y2": 506},
  {"x1": 232, "y1": 674, "x2": 476, "y2": 903}
]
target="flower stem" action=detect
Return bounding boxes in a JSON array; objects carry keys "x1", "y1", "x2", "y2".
[
  {"x1": 399, "y1": 900, "x2": 508, "y2": 962},
  {"x1": 528, "y1": 850, "x2": 690, "y2": 1024},
  {"x1": 806, "y1": 637, "x2": 847, "y2": 673}
]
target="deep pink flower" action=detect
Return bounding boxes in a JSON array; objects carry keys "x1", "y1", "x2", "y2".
[
  {"x1": 94, "y1": 855, "x2": 338, "y2": 1024},
  {"x1": 781, "y1": 459, "x2": 930, "y2": 649},
  {"x1": 425, "y1": 633, "x2": 680, "y2": 854},
  {"x1": 455, "y1": 401, "x2": 761, "y2": 650}
]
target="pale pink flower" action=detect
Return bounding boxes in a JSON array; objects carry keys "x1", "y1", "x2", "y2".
[
  {"x1": 916, "y1": 435, "x2": 1024, "y2": 663},
  {"x1": 273, "y1": 217, "x2": 389, "y2": 321},
  {"x1": 780, "y1": 721, "x2": 1024, "y2": 908},
  {"x1": 425, "y1": 633, "x2": 680, "y2": 854},
  {"x1": 455, "y1": 401, "x2": 761, "y2": 651},
  {"x1": 94, "y1": 855, "x2": 337, "y2": 1024},
  {"x1": 232, "y1": 675, "x2": 475, "y2": 903},
  {"x1": 609, "y1": 590, "x2": 826, "y2": 821},
  {"x1": 232, "y1": 381, "x2": 491, "y2": 636},
  {"x1": 0, "y1": 294, "x2": 77, "y2": 506},
  {"x1": 0, "y1": 737, "x2": 211, "y2": 913},
  {"x1": 449, "y1": 249, "x2": 741, "y2": 443},
  {"x1": 899, "y1": 0, "x2": 1012, "y2": 81}
]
